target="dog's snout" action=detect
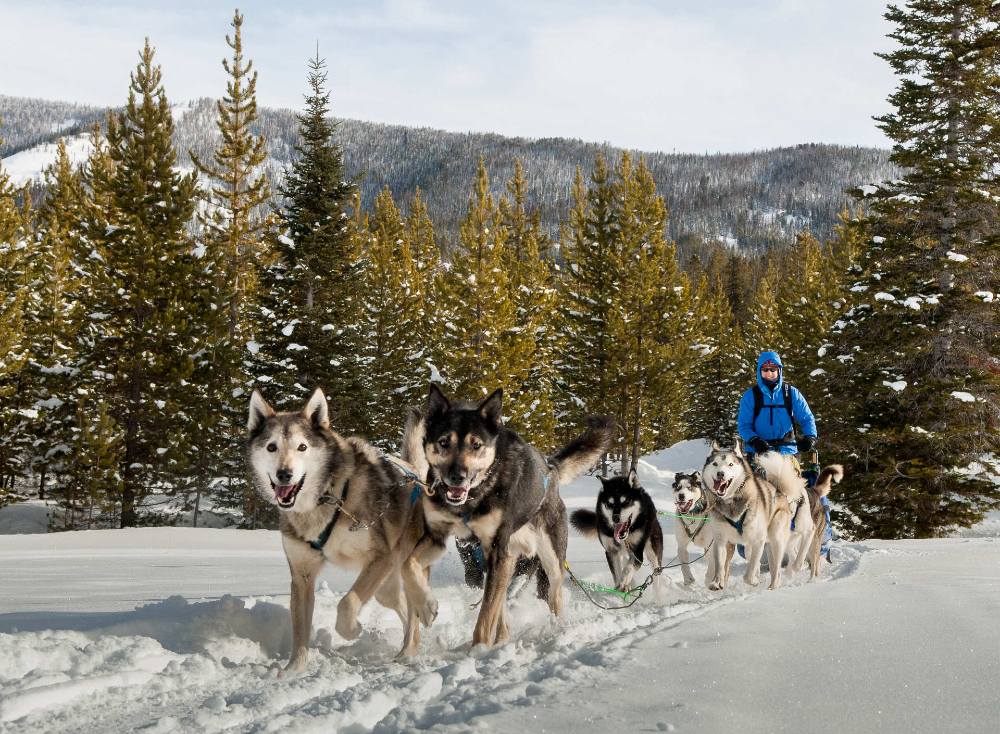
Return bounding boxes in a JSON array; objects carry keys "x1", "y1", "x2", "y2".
[{"x1": 276, "y1": 468, "x2": 293, "y2": 484}]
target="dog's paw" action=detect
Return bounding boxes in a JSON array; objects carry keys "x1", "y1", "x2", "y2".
[
  {"x1": 335, "y1": 594, "x2": 362, "y2": 640},
  {"x1": 280, "y1": 653, "x2": 308, "y2": 678},
  {"x1": 744, "y1": 572, "x2": 760, "y2": 587},
  {"x1": 416, "y1": 595, "x2": 439, "y2": 626},
  {"x1": 707, "y1": 580, "x2": 724, "y2": 591}
]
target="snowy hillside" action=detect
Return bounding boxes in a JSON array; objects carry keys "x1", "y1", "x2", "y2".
[{"x1": 1, "y1": 444, "x2": 998, "y2": 733}]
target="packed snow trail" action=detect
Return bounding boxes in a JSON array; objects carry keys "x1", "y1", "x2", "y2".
[
  {"x1": 485, "y1": 538, "x2": 1000, "y2": 734},
  {"x1": 2, "y1": 524, "x2": 866, "y2": 733}
]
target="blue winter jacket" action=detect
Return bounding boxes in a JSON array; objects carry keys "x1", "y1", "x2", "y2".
[{"x1": 737, "y1": 351, "x2": 817, "y2": 455}]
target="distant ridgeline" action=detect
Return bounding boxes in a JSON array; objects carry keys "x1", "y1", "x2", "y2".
[{"x1": 0, "y1": 94, "x2": 895, "y2": 252}]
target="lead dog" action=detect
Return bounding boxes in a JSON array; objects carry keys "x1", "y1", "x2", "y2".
[
  {"x1": 247, "y1": 389, "x2": 424, "y2": 672},
  {"x1": 399, "y1": 385, "x2": 614, "y2": 652},
  {"x1": 570, "y1": 470, "x2": 665, "y2": 599}
]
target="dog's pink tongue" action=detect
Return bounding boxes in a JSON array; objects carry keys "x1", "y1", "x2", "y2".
[
  {"x1": 713, "y1": 477, "x2": 726, "y2": 492},
  {"x1": 614, "y1": 522, "x2": 628, "y2": 539},
  {"x1": 274, "y1": 484, "x2": 296, "y2": 501}
]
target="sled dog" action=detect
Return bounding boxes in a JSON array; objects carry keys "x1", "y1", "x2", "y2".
[
  {"x1": 399, "y1": 385, "x2": 614, "y2": 652},
  {"x1": 247, "y1": 389, "x2": 424, "y2": 672},
  {"x1": 755, "y1": 452, "x2": 843, "y2": 580},
  {"x1": 570, "y1": 471, "x2": 665, "y2": 600},
  {"x1": 701, "y1": 441, "x2": 794, "y2": 590},
  {"x1": 671, "y1": 471, "x2": 734, "y2": 587}
]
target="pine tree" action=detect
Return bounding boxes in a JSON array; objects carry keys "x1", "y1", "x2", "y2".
[
  {"x1": 76, "y1": 40, "x2": 201, "y2": 527},
  {"x1": 607, "y1": 155, "x2": 704, "y2": 470},
  {"x1": 191, "y1": 9, "x2": 273, "y2": 343},
  {"x1": 189, "y1": 9, "x2": 274, "y2": 524},
  {"x1": 497, "y1": 161, "x2": 560, "y2": 449},
  {"x1": 355, "y1": 188, "x2": 439, "y2": 447},
  {"x1": 435, "y1": 158, "x2": 518, "y2": 402},
  {"x1": 822, "y1": 1, "x2": 1000, "y2": 537},
  {"x1": 560, "y1": 154, "x2": 707, "y2": 470},
  {"x1": 687, "y1": 271, "x2": 744, "y2": 443},
  {"x1": 23, "y1": 140, "x2": 87, "y2": 498},
  {"x1": 558, "y1": 159, "x2": 618, "y2": 455},
  {"x1": 255, "y1": 50, "x2": 360, "y2": 434},
  {"x1": 0, "y1": 121, "x2": 32, "y2": 499}
]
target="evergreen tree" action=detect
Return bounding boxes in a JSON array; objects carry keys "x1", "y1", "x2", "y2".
[
  {"x1": 76, "y1": 40, "x2": 201, "y2": 527},
  {"x1": 0, "y1": 122, "x2": 32, "y2": 498},
  {"x1": 435, "y1": 158, "x2": 518, "y2": 403},
  {"x1": 355, "y1": 188, "x2": 440, "y2": 447},
  {"x1": 558, "y1": 159, "x2": 618, "y2": 456},
  {"x1": 687, "y1": 271, "x2": 744, "y2": 443},
  {"x1": 255, "y1": 50, "x2": 360, "y2": 433},
  {"x1": 822, "y1": 1, "x2": 1000, "y2": 537},
  {"x1": 560, "y1": 154, "x2": 706, "y2": 470},
  {"x1": 189, "y1": 9, "x2": 274, "y2": 524},
  {"x1": 497, "y1": 161, "x2": 560, "y2": 449},
  {"x1": 23, "y1": 141, "x2": 87, "y2": 498},
  {"x1": 607, "y1": 155, "x2": 704, "y2": 470}
]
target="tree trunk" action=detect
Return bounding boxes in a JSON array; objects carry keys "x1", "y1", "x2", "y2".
[
  {"x1": 192, "y1": 486, "x2": 202, "y2": 528},
  {"x1": 38, "y1": 467, "x2": 46, "y2": 500}
]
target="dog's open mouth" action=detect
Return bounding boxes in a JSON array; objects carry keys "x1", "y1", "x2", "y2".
[
  {"x1": 272, "y1": 475, "x2": 306, "y2": 508},
  {"x1": 711, "y1": 477, "x2": 732, "y2": 497},
  {"x1": 676, "y1": 498, "x2": 695, "y2": 514},
  {"x1": 614, "y1": 520, "x2": 631, "y2": 542},
  {"x1": 444, "y1": 485, "x2": 470, "y2": 506}
]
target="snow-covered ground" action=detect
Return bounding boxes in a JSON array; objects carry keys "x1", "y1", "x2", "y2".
[
  {"x1": 1, "y1": 442, "x2": 998, "y2": 733},
  {"x1": 1, "y1": 134, "x2": 93, "y2": 185}
]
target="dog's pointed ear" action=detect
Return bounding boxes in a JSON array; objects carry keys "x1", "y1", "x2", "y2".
[
  {"x1": 598, "y1": 475, "x2": 609, "y2": 487},
  {"x1": 733, "y1": 434, "x2": 745, "y2": 457},
  {"x1": 628, "y1": 468, "x2": 640, "y2": 488},
  {"x1": 427, "y1": 383, "x2": 450, "y2": 418},
  {"x1": 248, "y1": 391, "x2": 275, "y2": 433},
  {"x1": 303, "y1": 388, "x2": 329, "y2": 429},
  {"x1": 710, "y1": 439, "x2": 721, "y2": 452},
  {"x1": 692, "y1": 470, "x2": 701, "y2": 484},
  {"x1": 478, "y1": 388, "x2": 503, "y2": 426}
]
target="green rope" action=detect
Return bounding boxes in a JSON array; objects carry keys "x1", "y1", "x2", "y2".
[
  {"x1": 657, "y1": 509, "x2": 710, "y2": 521},
  {"x1": 571, "y1": 576, "x2": 636, "y2": 600}
]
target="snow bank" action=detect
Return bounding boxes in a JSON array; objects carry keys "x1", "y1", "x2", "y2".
[{"x1": 0, "y1": 501, "x2": 54, "y2": 534}]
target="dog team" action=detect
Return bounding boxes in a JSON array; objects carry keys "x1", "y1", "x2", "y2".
[{"x1": 247, "y1": 349, "x2": 842, "y2": 671}]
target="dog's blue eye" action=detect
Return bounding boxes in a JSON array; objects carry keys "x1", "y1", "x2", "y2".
[
  {"x1": 297, "y1": 444, "x2": 307, "y2": 452},
  {"x1": 266, "y1": 443, "x2": 277, "y2": 453}
]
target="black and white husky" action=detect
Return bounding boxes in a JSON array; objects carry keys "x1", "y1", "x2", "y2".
[{"x1": 570, "y1": 471, "x2": 666, "y2": 600}]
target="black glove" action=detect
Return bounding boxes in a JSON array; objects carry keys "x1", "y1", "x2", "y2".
[
  {"x1": 748, "y1": 437, "x2": 770, "y2": 454},
  {"x1": 797, "y1": 436, "x2": 817, "y2": 453}
]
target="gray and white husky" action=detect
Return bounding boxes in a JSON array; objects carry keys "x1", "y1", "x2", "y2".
[
  {"x1": 701, "y1": 441, "x2": 794, "y2": 590},
  {"x1": 398, "y1": 385, "x2": 615, "y2": 652},
  {"x1": 671, "y1": 471, "x2": 733, "y2": 587},
  {"x1": 247, "y1": 389, "x2": 425, "y2": 672},
  {"x1": 701, "y1": 442, "x2": 842, "y2": 590}
]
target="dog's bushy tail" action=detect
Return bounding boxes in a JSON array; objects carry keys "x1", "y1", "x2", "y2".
[
  {"x1": 548, "y1": 415, "x2": 615, "y2": 487},
  {"x1": 400, "y1": 407, "x2": 429, "y2": 481},
  {"x1": 569, "y1": 509, "x2": 599, "y2": 539},
  {"x1": 813, "y1": 464, "x2": 844, "y2": 498}
]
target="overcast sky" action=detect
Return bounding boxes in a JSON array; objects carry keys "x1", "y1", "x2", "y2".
[{"x1": 2, "y1": 0, "x2": 895, "y2": 154}]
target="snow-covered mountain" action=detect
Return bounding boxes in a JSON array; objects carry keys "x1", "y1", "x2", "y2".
[{"x1": 1, "y1": 94, "x2": 896, "y2": 251}]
